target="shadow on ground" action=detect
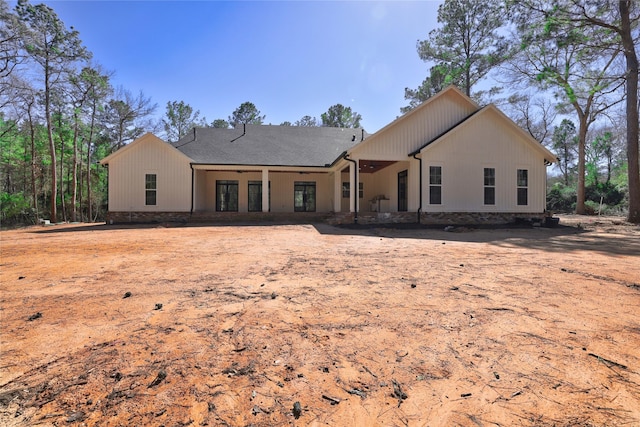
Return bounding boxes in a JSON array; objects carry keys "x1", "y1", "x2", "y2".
[{"x1": 27, "y1": 218, "x2": 640, "y2": 257}]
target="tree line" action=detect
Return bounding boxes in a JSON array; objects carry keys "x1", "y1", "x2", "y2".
[
  {"x1": 403, "y1": 0, "x2": 638, "y2": 223},
  {"x1": 1, "y1": 0, "x2": 638, "y2": 225},
  {"x1": 0, "y1": 0, "x2": 363, "y2": 225},
  {"x1": 163, "y1": 100, "x2": 362, "y2": 143}
]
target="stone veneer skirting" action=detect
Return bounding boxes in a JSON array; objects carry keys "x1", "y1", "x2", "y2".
[
  {"x1": 106, "y1": 211, "x2": 332, "y2": 224},
  {"x1": 107, "y1": 211, "x2": 546, "y2": 226}
]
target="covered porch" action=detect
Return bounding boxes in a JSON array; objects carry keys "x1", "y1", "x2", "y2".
[{"x1": 190, "y1": 157, "x2": 418, "y2": 217}]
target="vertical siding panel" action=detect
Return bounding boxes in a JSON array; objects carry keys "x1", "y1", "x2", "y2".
[
  {"x1": 422, "y1": 108, "x2": 548, "y2": 213},
  {"x1": 108, "y1": 136, "x2": 191, "y2": 211},
  {"x1": 353, "y1": 94, "x2": 477, "y2": 160}
]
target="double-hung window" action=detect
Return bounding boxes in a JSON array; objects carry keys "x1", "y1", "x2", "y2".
[
  {"x1": 145, "y1": 174, "x2": 157, "y2": 206},
  {"x1": 517, "y1": 169, "x2": 528, "y2": 205},
  {"x1": 429, "y1": 166, "x2": 442, "y2": 205},
  {"x1": 484, "y1": 168, "x2": 495, "y2": 205}
]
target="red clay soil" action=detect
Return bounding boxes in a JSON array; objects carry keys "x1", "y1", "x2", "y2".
[{"x1": 1, "y1": 215, "x2": 639, "y2": 427}]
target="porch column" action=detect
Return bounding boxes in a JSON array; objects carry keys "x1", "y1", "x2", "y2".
[
  {"x1": 333, "y1": 172, "x2": 342, "y2": 212},
  {"x1": 349, "y1": 161, "x2": 356, "y2": 212},
  {"x1": 262, "y1": 169, "x2": 269, "y2": 212}
]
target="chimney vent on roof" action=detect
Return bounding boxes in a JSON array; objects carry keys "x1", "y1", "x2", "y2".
[{"x1": 230, "y1": 123, "x2": 247, "y2": 143}]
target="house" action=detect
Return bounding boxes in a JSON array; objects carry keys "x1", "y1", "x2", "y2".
[{"x1": 100, "y1": 86, "x2": 556, "y2": 225}]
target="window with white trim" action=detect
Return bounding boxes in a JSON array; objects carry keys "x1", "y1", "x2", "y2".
[
  {"x1": 429, "y1": 166, "x2": 442, "y2": 205},
  {"x1": 517, "y1": 169, "x2": 528, "y2": 205},
  {"x1": 145, "y1": 174, "x2": 156, "y2": 206},
  {"x1": 484, "y1": 168, "x2": 495, "y2": 205}
]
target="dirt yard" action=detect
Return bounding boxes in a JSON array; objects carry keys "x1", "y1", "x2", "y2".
[{"x1": 1, "y1": 215, "x2": 639, "y2": 427}]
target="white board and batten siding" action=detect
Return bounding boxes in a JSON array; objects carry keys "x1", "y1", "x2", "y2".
[
  {"x1": 420, "y1": 107, "x2": 550, "y2": 213},
  {"x1": 102, "y1": 133, "x2": 192, "y2": 212},
  {"x1": 350, "y1": 87, "x2": 477, "y2": 161}
]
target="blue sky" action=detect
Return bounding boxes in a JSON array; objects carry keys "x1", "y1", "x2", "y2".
[{"x1": 32, "y1": 1, "x2": 443, "y2": 133}]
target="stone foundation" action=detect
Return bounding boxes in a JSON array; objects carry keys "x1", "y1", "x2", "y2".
[
  {"x1": 419, "y1": 211, "x2": 546, "y2": 226},
  {"x1": 327, "y1": 212, "x2": 418, "y2": 225},
  {"x1": 106, "y1": 211, "x2": 331, "y2": 224},
  {"x1": 328, "y1": 211, "x2": 545, "y2": 225},
  {"x1": 106, "y1": 211, "x2": 191, "y2": 224},
  {"x1": 106, "y1": 210, "x2": 546, "y2": 226}
]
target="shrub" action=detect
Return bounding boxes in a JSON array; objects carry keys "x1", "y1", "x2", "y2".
[
  {"x1": 585, "y1": 182, "x2": 625, "y2": 206},
  {"x1": 547, "y1": 183, "x2": 576, "y2": 212},
  {"x1": 584, "y1": 200, "x2": 600, "y2": 215},
  {"x1": 0, "y1": 192, "x2": 37, "y2": 226}
]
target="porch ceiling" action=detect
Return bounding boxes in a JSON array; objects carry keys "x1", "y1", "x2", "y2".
[{"x1": 356, "y1": 160, "x2": 397, "y2": 174}]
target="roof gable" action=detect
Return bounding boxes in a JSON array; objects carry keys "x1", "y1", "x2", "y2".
[
  {"x1": 418, "y1": 104, "x2": 557, "y2": 163},
  {"x1": 100, "y1": 133, "x2": 192, "y2": 165},
  {"x1": 348, "y1": 85, "x2": 480, "y2": 160},
  {"x1": 363, "y1": 85, "x2": 478, "y2": 143}
]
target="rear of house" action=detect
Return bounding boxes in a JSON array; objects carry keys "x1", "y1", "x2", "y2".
[{"x1": 100, "y1": 86, "x2": 556, "y2": 225}]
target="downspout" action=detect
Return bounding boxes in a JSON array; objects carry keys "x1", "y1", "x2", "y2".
[
  {"x1": 412, "y1": 153, "x2": 422, "y2": 224},
  {"x1": 190, "y1": 163, "x2": 194, "y2": 215},
  {"x1": 190, "y1": 130, "x2": 196, "y2": 216},
  {"x1": 102, "y1": 163, "x2": 109, "y2": 224},
  {"x1": 343, "y1": 153, "x2": 358, "y2": 224}
]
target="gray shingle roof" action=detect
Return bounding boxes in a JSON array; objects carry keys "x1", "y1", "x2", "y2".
[{"x1": 172, "y1": 125, "x2": 367, "y2": 167}]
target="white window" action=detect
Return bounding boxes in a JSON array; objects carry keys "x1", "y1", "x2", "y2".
[
  {"x1": 517, "y1": 169, "x2": 528, "y2": 205},
  {"x1": 429, "y1": 166, "x2": 442, "y2": 205},
  {"x1": 484, "y1": 168, "x2": 495, "y2": 205},
  {"x1": 145, "y1": 174, "x2": 156, "y2": 206}
]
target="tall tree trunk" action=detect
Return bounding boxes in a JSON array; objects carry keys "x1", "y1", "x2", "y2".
[
  {"x1": 45, "y1": 67, "x2": 57, "y2": 223},
  {"x1": 22, "y1": 135, "x2": 28, "y2": 195},
  {"x1": 86, "y1": 100, "x2": 96, "y2": 222},
  {"x1": 71, "y1": 112, "x2": 79, "y2": 222},
  {"x1": 58, "y1": 118, "x2": 67, "y2": 223},
  {"x1": 27, "y1": 107, "x2": 38, "y2": 219},
  {"x1": 576, "y1": 114, "x2": 588, "y2": 214},
  {"x1": 620, "y1": 0, "x2": 640, "y2": 223},
  {"x1": 563, "y1": 145, "x2": 570, "y2": 186}
]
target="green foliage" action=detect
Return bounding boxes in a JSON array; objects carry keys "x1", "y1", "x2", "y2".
[
  {"x1": 582, "y1": 199, "x2": 600, "y2": 215},
  {"x1": 228, "y1": 102, "x2": 265, "y2": 128},
  {"x1": 585, "y1": 162, "x2": 599, "y2": 186},
  {"x1": 211, "y1": 119, "x2": 229, "y2": 129},
  {"x1": 320, "y1": 104, "x2": 362, "y2": 128},
  {"x1": 581, "y1": 200, "x2": 626, "y2": 216},
  {"x1": 16, "y1": 0, "x2": 91, "y2": 67},
  {"x1": 611, "y1": 163, "x2": 628, "y2": 190},
  {"x1": 412, "y1": 0, "x2": 507, "y2": 101},
  {"x1": 551, "y1": 119, "x2": 577, "y2": 185},
  {"x1": 548, "y1": 181, "x2": 626, "y2": 214},
  {"x1": 294, "y1": 116, "x2": 319, "y2": 127},
  {"x1": 402, "y1": 64, "x2": 455, "y2": 113},
  {"x1": 585, "y1": 181, "x2": 625, "y2": 206},
  {"x1": 546, "y1": 182, "x2": 576, "y2": 212},
  {"x1": 0, "y1": 192, "x2": 36, "y2": 225},
  {"x1": 163, "y1": 100, "x2": 203, "y2": 142}
]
